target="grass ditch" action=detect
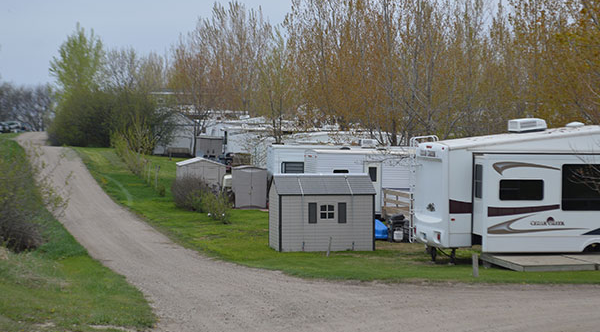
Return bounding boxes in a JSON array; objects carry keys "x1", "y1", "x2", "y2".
[
  {"x1": 0, "y1": 134, "x2": 154, "y2": 332},
  {"x1": 75, "y1": 146, "x2": 600, "y2": 284}
]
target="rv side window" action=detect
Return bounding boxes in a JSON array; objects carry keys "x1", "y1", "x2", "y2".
[
  {"x1": 308, "y1": 203, "x2": 317, "y2": 224},
  {"x1": 474, "y1": 164, "x2": 483, "y2": 198},
  {"x1": 499, "y1": 180, "x2": 543, "y2": 200},
  {"x1": 338, "y1": 203, "x2": 347, "y2": 223},
  {"x1": 333, "y1": 169, "x2": 349, "y2": 173},
  {"x1": 368, "y1": 167, "x2": 377, "y2": 182},
  {"x1": 562, "y1": 164, "x2": 600, "y2": 210},
  {"x1": 282, "y1": 162, "x2": 304, "y2": 173}
]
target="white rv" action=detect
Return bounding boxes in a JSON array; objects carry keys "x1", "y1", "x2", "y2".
[
  {"x1": 266, "y1": 144, "x2": 341, "y2": 176},
  {"x1": 414, "y1": 119, "x2": 600, "y2": 258},
  {"x1": 304, "y1": 147, "x2": 411, "y2": 214}
]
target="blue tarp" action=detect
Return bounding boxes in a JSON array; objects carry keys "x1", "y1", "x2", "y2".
[{"x1": 375, "y1": 219, "x2": 388, "y2": 240}]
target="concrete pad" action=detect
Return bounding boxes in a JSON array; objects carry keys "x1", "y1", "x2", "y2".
[
  {"x1": 564, "y1": 254, "x2": 600, "y2": 267},
  {"x1": 481, "y1": 253, "x2": 597, "y2": 272}
]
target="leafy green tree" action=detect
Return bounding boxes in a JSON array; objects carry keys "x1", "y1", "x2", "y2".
[{"x1": 49, "y1": 23, "x2": 104, "y2": 101}]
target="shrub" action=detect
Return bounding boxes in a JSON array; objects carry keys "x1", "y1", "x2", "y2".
[
  {"x1": 171, "y1": 175, "x2": 214, "y2": 211},
  {"x1": 201, "y1": 191, "x2": 231, "y2": 224},
  {"x1": 0, "y1": 140, "x2": 57, "y2": 253}
]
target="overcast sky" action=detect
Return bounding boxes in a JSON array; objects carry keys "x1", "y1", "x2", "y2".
[{"x1": 0, "y1": 0, "x2": 292, "y2": 87}]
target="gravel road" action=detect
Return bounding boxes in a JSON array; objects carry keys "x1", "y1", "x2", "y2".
[{"x1": 18, "y1": 132, "x2": 600, "y2": 332}]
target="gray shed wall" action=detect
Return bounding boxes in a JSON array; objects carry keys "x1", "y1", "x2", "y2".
[
  {"x1": 277, "y1": 194, "x2": 374, "y2": 252},
  {"x1": 268, "y1": 186, "x2": 280, "y2": 250},
  {"x1": 176, "y1": 160, "x2": 227, "y2": 188},
  {"x1": 232, "y1": 167, "x2": 267, "y2": 208},
  {"x1": 195, "y1": 137, "x2": 223, "y2": 158}
]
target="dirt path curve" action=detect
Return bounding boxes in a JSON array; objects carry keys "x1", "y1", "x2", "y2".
[{"x1": 18, "y1": 132, "x2": 600, "y2": 332}]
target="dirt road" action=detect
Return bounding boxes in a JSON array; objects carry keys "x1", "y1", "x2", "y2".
[{"x1": 18, "y1": 132, "x2": 600, "y2": 332}]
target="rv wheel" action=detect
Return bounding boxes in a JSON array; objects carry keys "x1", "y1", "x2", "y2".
[{"x1": 584, "y1": 243, "x2": 600, "y2": 253}]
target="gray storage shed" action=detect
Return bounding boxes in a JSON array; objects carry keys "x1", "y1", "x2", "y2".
[
  {"x1": 269, "y1": 174, "x2": 376, "y2": 252},
  {"x1": 195, "y1": 135, "x2": 223, "y2": 159},
  {"x1": 232, "y1": 166, "x2": 267, "y2": 209},
  {"x1": 176, "y1": 157, "x2": 227, "y2": 189}
]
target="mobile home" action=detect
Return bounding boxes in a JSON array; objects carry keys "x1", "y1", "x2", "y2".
[
  {"x1": 304, "y1": 147, "x2": 412, "y2": 214},
  {"x1": 414, "y1": 119, "x2": 600, "y2": 256}
]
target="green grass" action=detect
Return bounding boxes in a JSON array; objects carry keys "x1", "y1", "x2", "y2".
[
  {"x1": 75, "y1": 146, "x2": 600, "y2": 284},
  {"x1": 0, "y1": 136, "x2": 154, "y2": 332}
]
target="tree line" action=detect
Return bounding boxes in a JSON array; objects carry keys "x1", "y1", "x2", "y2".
[
  {"x1": 39, "y1": 0, "x2": 600, "y2": 148},
  {"x1": 171, "y1": 0, "x2": 600, "y2": 145}
]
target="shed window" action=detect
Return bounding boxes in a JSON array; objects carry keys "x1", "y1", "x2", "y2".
[
  {"x1": 499, "y1": 180, "x2": 543, "y2": 201},
  {"x1": 338, "y1": 203, "x2": 347, "y2": 223},
  {"x1": 282, "y1": 162, "x2": 304, "y2": 173},
  {"x1": 474, "y1": 164, "x2": 483, "y2": 199},
  {"x1": 320, "y1": 204, "x2": 334, "y2": 219},
  {"x1": 562, "y1": 164, "x2": 600, "y2": 210},
  {"x1": 308, "y1": 203, "x2": 317, "y2": 223}
]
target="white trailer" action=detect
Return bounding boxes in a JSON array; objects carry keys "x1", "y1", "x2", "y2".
[
  {"x1": 304, "y1": 147, "x2": 411, "y2": 214},
  {"x1": 414, "y1": 119, "x2": 600, "y2": 259},
  {"x1": 266, "y1": 144, "x2": 342, "y2": 176}
]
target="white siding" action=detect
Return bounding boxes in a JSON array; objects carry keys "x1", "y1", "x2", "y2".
[{"x1": 280, "y1": 195, "x2": 374, "y2": 252}]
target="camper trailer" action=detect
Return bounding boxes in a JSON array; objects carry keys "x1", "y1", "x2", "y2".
[
  {"x1": 414, "y1": 119, "x2": 600, "y2": 258},
  {"x1": 304, "y1": 147, "x2": 411, "y2": 214},
  {"x1": 266, "y1": 144, "x2": 341, "y2": 176}
]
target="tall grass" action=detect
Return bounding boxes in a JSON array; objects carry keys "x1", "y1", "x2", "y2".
[{"x1": 0, "y1": 134, "x2": 155, "y2": 332}]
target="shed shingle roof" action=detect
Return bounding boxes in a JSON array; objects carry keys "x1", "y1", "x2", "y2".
[{"x1": 272, "y1": 174, "x2": 376, "y2": 195}]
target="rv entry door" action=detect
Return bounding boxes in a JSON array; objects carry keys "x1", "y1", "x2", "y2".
[
  {"x1": 365, "y1": 162, "x2": 382, "y2": 213},
  {"x1": 472, "y1": 156, "x2": 485, "y2": 237}
]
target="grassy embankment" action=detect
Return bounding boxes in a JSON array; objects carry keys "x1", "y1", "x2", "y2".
[
  {"x1": 0, "y1": 134, "x2": 154, "y2": 332},
  {"x1": 75, "y1": 146, "x2": 600, "y2": 284}
]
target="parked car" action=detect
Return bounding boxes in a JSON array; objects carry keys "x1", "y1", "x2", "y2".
[
  {"x1": 0, "y1": 122, "x2": 8, "y2": 133},
  {"x1": 2, "y1": 121, "x2": 27, "y2": 133}
]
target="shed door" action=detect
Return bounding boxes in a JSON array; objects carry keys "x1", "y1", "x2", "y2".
[{"x1": 250, "y1": 170, "x2": 261, "y2": 207}]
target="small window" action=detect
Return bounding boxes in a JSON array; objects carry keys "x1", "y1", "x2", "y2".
[
  {"x1": 474, "y1": 164, "x2": 483, "y2": 199},
  {"x1": 368, "y1": 167, "x2": 377, "y2": 182},
  {"x1": 333, "y1": 169, "x2": 349, "y2": 173},
  {"x1": 282, "y1": 162, "x2": 304, "y2": 173},
  {"x1": 320, "y1": 204, "x2": 334, "y2": 219},
  {"x1": 499, "y1": 180, "x2": 543, "y2": 200},
  {"x1": 562, "y1": 164, "x2": 600, "y2": 211},
  {"x1": 308, "y1": 203, "x2": 317, "y2": 223},
  {"x1": 338, "y1": 203, "x2": 347, "y2": 223}
]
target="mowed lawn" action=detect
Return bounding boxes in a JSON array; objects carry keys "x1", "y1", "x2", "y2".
[
  {"x1": 0, "y1": 135, "x2": 154, "y2": 332},
  {"x1": 75, "y1": 146, "x2": 600, "y2": 284}
]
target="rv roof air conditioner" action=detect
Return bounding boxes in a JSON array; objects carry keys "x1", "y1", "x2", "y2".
[
  {"x1": 360, "y1": 139, "x2": 377, "y2": 148},
  {"x1": 507, "y1": 118, "x2": 547, "y2": 133}
]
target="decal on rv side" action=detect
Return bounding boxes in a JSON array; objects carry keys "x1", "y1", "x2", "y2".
[
  {"x1": 492, "y1": 162, "x2": 560, "y2": 175},
  {"x1": 488, "y1": 214, "x2": 583, "y2": 235}
]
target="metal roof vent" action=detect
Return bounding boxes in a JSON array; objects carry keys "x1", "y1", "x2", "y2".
[
  {"x1": 566, "y1": 121, "x2": 585, "y2": 128},
  {"x1": 508, "y1": 118, "x2": 547, "y2": 133}
]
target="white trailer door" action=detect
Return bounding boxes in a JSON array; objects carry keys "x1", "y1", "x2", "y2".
[
  {"x1": 472, "y1": 155, "x2": 486, "y2": 236},
  {"x1": 365, "y1": 162, "x2": 382, "y2": 213}
]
